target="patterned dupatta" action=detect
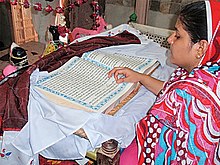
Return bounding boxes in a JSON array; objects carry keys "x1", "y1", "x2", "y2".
[{"x1": 137, "y1": 0, "x2": 220, "y2": 164}]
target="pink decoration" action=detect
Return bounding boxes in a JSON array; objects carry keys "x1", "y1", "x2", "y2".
[
  {"x1": 10, "y1": 0, "x2": 17, "y2": 5},
  {"x1": 55, "y1": 7, "x2": 64, "y2": 13},
  {"x1": 45, "y1": 5, "x2": 53, "y2": 13},
  {"x1": 33, "y1": 3, "x2": 42, "y2": 11},
  {"x1": 91, "y1": 0, "x2": 100, "y2": 30},
  {"x1": 69, "y1": 3, "x2": 75, "y2": 9},
  {"x1": 58, "y1": 26, "x2": 69, "y2": 37},
  {"x1": 23, "y1": 0, "x2": 30, "y2": 8},
  {"x1": 91, "y1": 0, "x2": 98, "y2": 6},
  {"x1": 75, "y1": 0, "x2": 83, "y2": 6},
  {"x1": 0, "y1": 0, "x2": 90, "y2": 14},
  {"x1": 2, "y1": 64, "x2": 17, "y2": 77},
  {"x1": 92, "y1": 12, "x2": 97, "y2": 18},
  {"x1": 70, "y1": 16, "x2": 107, "y2": 41},
  {"x1": 95, "y1": 5, "x2": 100, "y2": 10}
]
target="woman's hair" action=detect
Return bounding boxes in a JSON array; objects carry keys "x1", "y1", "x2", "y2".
[{"x1": 179, "y1": 1, "x2": 207, "y2": 43}]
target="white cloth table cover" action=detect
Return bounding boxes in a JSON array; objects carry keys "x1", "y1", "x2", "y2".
[{"x1": 0, "y1": 24, "x2": 175, "y2": 165}]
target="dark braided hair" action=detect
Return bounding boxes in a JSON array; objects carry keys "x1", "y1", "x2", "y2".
[{"x1": 179, "y1": 1, "x2": 207, "y2": 43}]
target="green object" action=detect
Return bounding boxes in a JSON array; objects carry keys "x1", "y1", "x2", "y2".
[{"x1": 129, "y1": 12, "x2": 137, "y2": 22}]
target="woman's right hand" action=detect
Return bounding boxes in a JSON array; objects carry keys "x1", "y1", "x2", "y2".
[{"x1": 108, "y1": 67, "x2": 143, "y2": 84}]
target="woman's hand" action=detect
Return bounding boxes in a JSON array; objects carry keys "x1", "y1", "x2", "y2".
[
  {"x1": 108, "y1": 67, "x2": 143, "y2": 84},
  {"x1": 108, "y1": 67, "x2": 164, "y2": 95}
]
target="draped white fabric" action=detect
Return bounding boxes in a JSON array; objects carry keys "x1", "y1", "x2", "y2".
[{"x1": 0, "y1": 25, "x2": 175, "y2": 165}]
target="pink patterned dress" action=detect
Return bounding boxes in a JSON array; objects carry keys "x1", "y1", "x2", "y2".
[
  {"x1": 137, "y1": 1, "x2": 220, "y2": 164},
  {"x1": 137, "y1": 63, "x2": 220, "y2": 164}
]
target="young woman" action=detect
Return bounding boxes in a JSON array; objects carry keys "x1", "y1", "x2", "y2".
[{"x1": 108, "y1": 0, "x2": 220, "y2": 164}]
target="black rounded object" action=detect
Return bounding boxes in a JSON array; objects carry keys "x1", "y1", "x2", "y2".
[
  {"x1": 12, "y1": 47, "x2": 27, "y2": 58},
  {"x1": 10, "y1": 47, "x2": 28, "y2": 67}
]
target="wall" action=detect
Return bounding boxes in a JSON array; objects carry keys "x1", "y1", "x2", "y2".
[
  {"x1": 104, "y1": 0, "x2": 198, "y2": 30},
  {"x1": 66, "y1": 0, "x2": 95, "y2": 30},
  {"x1": 147, "y1": 0, "x2": 199, "y2": 29},
  {"x1": 105, "y1": 0, "x2": 135, "y2": 27}
]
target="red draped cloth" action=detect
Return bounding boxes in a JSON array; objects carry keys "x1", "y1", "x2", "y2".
[{"x1": 0, "y1": 31, "x2": 140, "y2": 134}]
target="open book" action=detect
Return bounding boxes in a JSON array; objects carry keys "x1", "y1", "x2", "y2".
[{"x1": 35, "y1": 50, "x2": 159, "y2": 113}]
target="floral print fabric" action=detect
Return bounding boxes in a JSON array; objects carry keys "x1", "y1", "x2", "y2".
[{"x1": 137, "y1": 64, "x2": 220, "y2": 164}]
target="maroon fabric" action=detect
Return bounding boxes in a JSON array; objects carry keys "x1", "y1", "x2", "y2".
[
  {"x1": 39, "y1": 155, "x2": 79, "y2": 165},
  {"x1": 0, "y1": 31, "x2": 140, "y2": 134}
]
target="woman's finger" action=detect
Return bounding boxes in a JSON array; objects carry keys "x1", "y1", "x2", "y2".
[{"x1": 108, "y1": 67, "x2": 124, "y2": 78}]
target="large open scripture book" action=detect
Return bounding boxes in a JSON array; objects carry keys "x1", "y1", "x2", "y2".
[{"x1": 35, "y1": 50, "x2": 159, "y2": 113}]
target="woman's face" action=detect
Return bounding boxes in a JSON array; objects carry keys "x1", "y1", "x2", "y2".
[{"x1": 167, "y1": 19, "x2": 200, "y2": 72}]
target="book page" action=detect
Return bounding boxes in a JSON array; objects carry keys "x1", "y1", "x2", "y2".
[
  {"x1": 35, "y1": 57, "x2": 134, "y2": 112},
  {"x1": 82, "y1": 50, "x2": 158, "y2": 74},
  {"x1": 35, "y1": 50, "x2": 159, "y2": 113}
]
